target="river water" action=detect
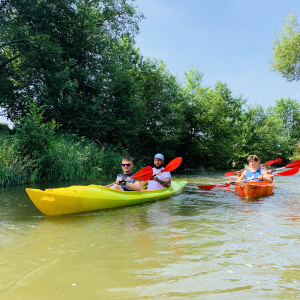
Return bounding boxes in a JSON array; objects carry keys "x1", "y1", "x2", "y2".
[{"x1": 0, "y1": 172, "x2": 299, "y2": 299}]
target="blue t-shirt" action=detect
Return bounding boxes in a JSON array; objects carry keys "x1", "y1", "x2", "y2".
[{"x1": 245, "y1": 168, "x2": 262, "y2": 181}]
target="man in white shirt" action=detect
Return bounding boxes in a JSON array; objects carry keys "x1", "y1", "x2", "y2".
[
  {"x1": 146, "y1": 153, "x2": 171, "y2": 190},
  {"x1": 125, "y1": 153, "x2": 172, "y2": 191}
]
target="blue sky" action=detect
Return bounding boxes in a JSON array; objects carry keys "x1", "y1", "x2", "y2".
[{"x1": 134, "y1": 0, "x2": 300, "y2": 108}]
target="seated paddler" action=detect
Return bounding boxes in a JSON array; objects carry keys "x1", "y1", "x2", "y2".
[
  {"x1": 110, "y1": 156, "x2": 141, "y2": 191},
  {"x1": 137, "y1": 153, "x2": 172, "y2": 191},
  {"x1": 237, "y1": 155, "x2": 272, "y2": 183}
]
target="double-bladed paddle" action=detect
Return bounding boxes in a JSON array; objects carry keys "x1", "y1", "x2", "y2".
[
  {"x1": 224, "y1": 158, "x2": 283, "y2": 177},
  {"x1": 199, "y1": 159, "x2": 300, "y2": 190}
]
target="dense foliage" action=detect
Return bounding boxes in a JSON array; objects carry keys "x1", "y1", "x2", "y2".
[
  {"x1": 270, "y1": 12, "x2": 300, "y2": 82},
  {"x1": 1, "y1": 1, "x2": 300, "y2": 185}
]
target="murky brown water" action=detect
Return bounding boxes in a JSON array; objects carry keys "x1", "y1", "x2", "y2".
[{"x1": 0, "y1": 172, "x2": 299, "y2": 299}]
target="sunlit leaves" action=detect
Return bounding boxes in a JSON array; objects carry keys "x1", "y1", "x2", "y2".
[{"x1": 270, "y1": 12, "x2": 300, "y2": 82}]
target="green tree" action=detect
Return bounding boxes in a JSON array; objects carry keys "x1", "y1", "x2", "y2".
[
  {"x1": 266, "y1": 98, "x2": 300, "y2": 160},
  {"x1": 269, "y1": 97, "x2": 300, "y2": 140},
  {"x1": 178, "y1": 69, "x2": 246, "y2": 169},
  {"x1": 270, "y1": 12, "x2": 300, "y2": 82},
  {"x1": 234, "y1": 105, "x2": 289, "y2": 165},
  {"x1": 0, "y1": 0, "x2": 143, "y2": 143},
  {"x1": 132, "y1": 58, "x2": 185, "y2": 161},
  {"x1": 14, "y1": 101, "x2": 59, "y2": 179}
]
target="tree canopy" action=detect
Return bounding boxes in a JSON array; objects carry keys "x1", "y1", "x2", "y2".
[
  {"x1": 1, "y1": 1, "x2": 300, "y2": 172},
  {"x1": 270, "y1": 12, "x2": 300, "y2": 82}
]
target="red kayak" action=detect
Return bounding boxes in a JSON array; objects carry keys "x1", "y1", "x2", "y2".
[{"x1": 234, "y1": 181, "x2": 275, "y2": 198}]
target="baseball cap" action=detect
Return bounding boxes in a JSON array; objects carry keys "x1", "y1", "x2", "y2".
[{"x1": 154, "y1": 153, "x2": 164, "y2": 160}]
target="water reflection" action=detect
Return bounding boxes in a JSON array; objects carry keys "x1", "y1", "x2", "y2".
[{"x1": 0, "y1": 173, "x2": 299, "y2": 299}]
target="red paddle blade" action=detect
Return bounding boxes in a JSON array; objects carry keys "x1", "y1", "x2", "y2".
[
  {"x1": 198, "y1": 183, "x2": 230, "y2": 190},
  {"x1": 264, "y1": 158, "x2": 282, "y2": 166},
  {"x1": 286, "y1": 159, "x2": 300, "y2": 168},
  {"x1": 131, "y1": 166, "x2": 153, "y2": 181},
  {"x1": 274, "y1": 167, "x2": 299, "y2": 176},
  {"x1": 198, "y1": 185, "x2": 217, "y2": 190},
  {"x1": 224, "y1": 171, "x2": 237, "y2": 177},
  {"x1": 216, "y1": 183, "x2": 231, "y2": 188},
  {"x1": 162, "y1": 157, "x2": 182, "y2": 173}
]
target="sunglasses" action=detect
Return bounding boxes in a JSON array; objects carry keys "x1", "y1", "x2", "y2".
[{"x1": 121, "y1": 163, "x2": 131, "y2": 167}]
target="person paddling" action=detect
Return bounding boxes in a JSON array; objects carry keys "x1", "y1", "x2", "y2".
[
  {"x1": 147, "y1": 153, "x2": 171, "y2": 190},
  {"x1": 110, "y1": 157, "x2": 141, "y2": 191},
  {"x1": 112, "y1": 153, "x2": 172, "y2": 191},
  {"x1": 237, "y1": 155, "x2": 272, "y2": 183},
  {"x1": 135, "y1": 153, "x2": 171, "y2": 191}
]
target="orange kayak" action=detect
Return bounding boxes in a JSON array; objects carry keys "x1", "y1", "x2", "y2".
[{"x1": 234, "y1": 181, "x2": 275, "y2": 198}]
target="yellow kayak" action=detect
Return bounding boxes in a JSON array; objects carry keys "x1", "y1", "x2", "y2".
[{"x1": 26, "y1": 180, "x2": 187, "y2": 216}]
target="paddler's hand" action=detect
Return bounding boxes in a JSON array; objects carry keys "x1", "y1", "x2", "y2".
[{"x1": 258, "y1": 175, "x2": 264, "y2": 181}]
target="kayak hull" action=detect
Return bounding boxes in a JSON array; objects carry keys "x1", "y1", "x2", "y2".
[
  {"x1": 234, "y1": 181, "x2": 275, "y2": 198},
  {"x1": 26, "y1": 180, "x2": 187, "y2": 216}
]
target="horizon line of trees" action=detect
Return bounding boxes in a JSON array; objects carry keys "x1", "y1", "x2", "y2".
[{"x1": 1, "y1": 1, "x2": 300, "y2": 185}]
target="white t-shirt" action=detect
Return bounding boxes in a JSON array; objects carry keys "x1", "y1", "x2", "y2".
[{"x1": 147, "y1": 167, "x2": 171, "y2": 190}]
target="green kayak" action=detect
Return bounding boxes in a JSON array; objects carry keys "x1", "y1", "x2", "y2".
[{"x1": 26, "y1": 180, "x2": 187, "y2": 216}]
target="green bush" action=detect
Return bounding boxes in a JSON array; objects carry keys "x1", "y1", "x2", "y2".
[
  {"x1": 0, "y1": 134, "x2": 36, "y2": 186},
  {"x1": 1, "y1": 104, "x2": 146, "y2": 185},
  {"x1": 46, "y1": 134, "x2": 126, "y2": 182},
  {"x1": 13, "y1": 101, "x2": 59, "y2": 175},
  {"x1": 0, "y1": 123, "x2": 11, "y2": 134}
]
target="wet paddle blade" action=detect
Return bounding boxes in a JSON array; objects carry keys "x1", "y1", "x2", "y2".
[
  {"x1": 285, "y1": 159, "x2": 300, "y2": 168},
  {"x1": 274, "y1": 167, "x2": 299, "y2": 176},
  {"x1": 162, "y1": 157, "x2": 182, "y2": 173},
  {"x1": 198, "y1": 185, "x2": 217, "y2": 190},
  {"x1": 264, "y1": 160, "x2": 274, "y2": 166},
  {"x1": 131, "y1": 166, "x2": 153, "y2": 181},
  {"x1": 264, "y1": 158, "x2": 282, "y2": 165},
  {"x1": 216, "y1": 183, "x2": 231, "y2": 188},
  {"x1": 224, "y1": 171, "x2": 237, "y2": 177},
  {"x1": 198, "y1": 183, "x2": 231, "y2": 190}
]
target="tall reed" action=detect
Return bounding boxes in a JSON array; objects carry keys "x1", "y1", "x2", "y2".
[
  {"x1": 45, "y1": 134, "x2": 127, "y2": 182},
  {"x1": 0, "y1": 134, "x2": 36, "y2": 186},
  {"x1": 0, "y1": 130, "x2": 144, "y2": 186}
]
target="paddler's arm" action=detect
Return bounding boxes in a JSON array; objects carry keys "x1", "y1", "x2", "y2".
[
  {"x1": 127, "y1": 179, "x2": 156, "y2": 190},
  {"x1": 236, "y1": 170, "x2": 246, "y2": 182},
  {"x1": 152, "y1": 176, "x2": 171, "y2": 188},
  {"x1": 123, "y1": 180, "x2": 144, "y2": 191},
  {"x1": 258, "y1": 171, "x2": 272, "y2": 183}
]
